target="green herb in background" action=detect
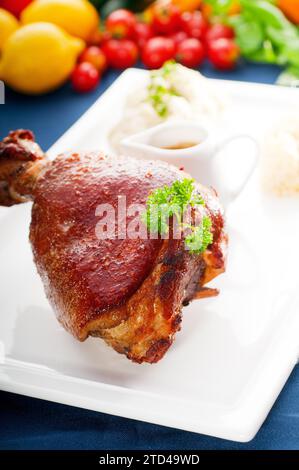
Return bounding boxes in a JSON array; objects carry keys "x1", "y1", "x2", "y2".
[
  {"x1": 142, "y1": 179, "x2": 213, "y2": 254},
  {"x1": 205, "y1": 0, "x2": 299, "y2": 85}
]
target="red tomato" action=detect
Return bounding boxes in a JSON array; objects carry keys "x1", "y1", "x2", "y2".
[
  {"x1": 133, "y1": 22, "x2": 154, "y2": 49},
  {"x1": 208, "y1": 38, "x2": 240, "y2": 70},
  {"x1": 0, "y1": 0, "x2": 32, "y2": 18},
  {"x1": 106, "y1": 9, "x2": 136, "y2": 39},
  {"x1": 152, "y1": 4, "x2": 181, "y2": 34},
  {"x1": 176, "y1": 38, "x2": 204, "y2": 68},
  {"x1": 71, "y1": 62, "x2": 100, "y2": 93},
  {"x1": 206, "y1": 24, "x2": 234, "y2": 44},
  {"x1": 180, "y1": 11, "x2": 208, "y2": 40},
  {"x1": 79, "y1": 46, "x2": 107, "y2": 74},
  {"x1": 142, "y1": 36, "x2": 175, "y2": 69},
  {"x1": 168, "y1": 30, "x2": 188, "y2": 50},
  {"x1": 102, "y1": 39, "x2": 138, "y2": 69}
]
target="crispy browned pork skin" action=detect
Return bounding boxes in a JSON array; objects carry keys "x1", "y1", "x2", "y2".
[{"x1": 0, "y1": 130, "x2": 227, "y2": 363}]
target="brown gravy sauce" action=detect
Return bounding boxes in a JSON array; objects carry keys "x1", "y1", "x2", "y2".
[{"x1": 161, "y1": 142, "x2": 199, "y2": 150}]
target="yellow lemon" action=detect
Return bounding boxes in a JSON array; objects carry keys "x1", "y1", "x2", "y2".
[
  {"x1": 0, "y1": 8, "x2": 19, "y2": 51},
  {"x1": 0, "y1": 22, "x2": 84, "y2": 95},
  {"x1": 21, "y1": 0, "x2": 99, "y2": 41}
]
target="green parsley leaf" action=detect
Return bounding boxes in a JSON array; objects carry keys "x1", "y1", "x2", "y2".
[
  {"x1": 185, "y1": 216, "x2": 213, "y2": 254},
  {"x1": 147, "y1": 60, "x2": 179, "y2": 118},
  {"x1": 142, "y1": 179, "x2": 213, "y2": 254}
]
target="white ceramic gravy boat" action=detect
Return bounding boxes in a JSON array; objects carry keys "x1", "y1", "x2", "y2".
[{"x1": 120, "y1": 120, "x2": 259, "y2": 207}]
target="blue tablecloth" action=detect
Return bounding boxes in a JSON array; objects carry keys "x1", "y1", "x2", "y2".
[{"x1": 1, "y1": 62, "x2": 299, "y2": 450}]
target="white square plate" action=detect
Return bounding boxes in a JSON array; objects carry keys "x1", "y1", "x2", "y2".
[{"x1": 1, "y1": 69, "x2": 299, "y2": 442}]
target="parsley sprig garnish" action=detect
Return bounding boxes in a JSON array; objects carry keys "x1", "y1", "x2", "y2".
[
  {"x1": 147, "y1": 60, "x2": 179, "y2": 118},
  {"x1": 184, "y1": 215, "x2": 213, "y2": 254},
  {"x1": 142, "y1": 179, "x2": 213, "y2": 254}
]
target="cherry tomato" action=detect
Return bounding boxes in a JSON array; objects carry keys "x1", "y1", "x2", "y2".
[
  {"x1": 79, "y1": 46, "x2": 107, "y2": 74},
  {"x1": 176, "y1": 38, "x2": 204, "y2": 68},
  {"x1": 151, "y1": 4, "x2": 181, "y2": 35},
  {"x1": 102, "y1": 39, "x2": 138, "y2": 69},
  {"x1": 208, "y1": 38, "x2": 240, "y2": 70},
  {"x1": 206, "y1": 24, "x2": 234, "y2": 45},
  {"x1": 106, "y1": 9, "x2": 136, "y2": 39},
  {"x1": 71, "y1": 62, "x2": 100, "y2": 93},
  {"x1": 168, "y1": 30, "x2": 188, "y2": 50},
  {"x1": 0, "y1": 0, "x2": 32, "y2": 18},
  {"x1": 142, "y1": 36, "x2": 175, "y2": 69},
  {"x1": 180, "y1": 11, "x2": 208, "y2": 40},
  {"x1": 133, "y1": 22, "x2": 154, "y2": 49}
]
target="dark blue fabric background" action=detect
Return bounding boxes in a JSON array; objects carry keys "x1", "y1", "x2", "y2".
[{"x1": 0, "y1": 61, "x2": 298, "y2": 450}]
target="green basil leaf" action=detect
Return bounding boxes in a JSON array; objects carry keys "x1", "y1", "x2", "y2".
[
  {"x1": 230, "y1": 15, "x2": 264, "y2": 54},
  {"x1": 240, "y1": 0, "x2": 291, "y2": 30},
  {"x1": 266, "y1": 25, "x2": 299, "y2": 47},
  {"x1": 281, "y1": 39, "x2": 299, "y2": 67}
]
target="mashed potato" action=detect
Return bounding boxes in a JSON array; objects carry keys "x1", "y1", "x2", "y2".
[
  {"x1": 109, "y1": 62, "x2": 227, "y2": 152},
  {"x1": 261, "y1": 114, "x2": 299, "y2": 196}
]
